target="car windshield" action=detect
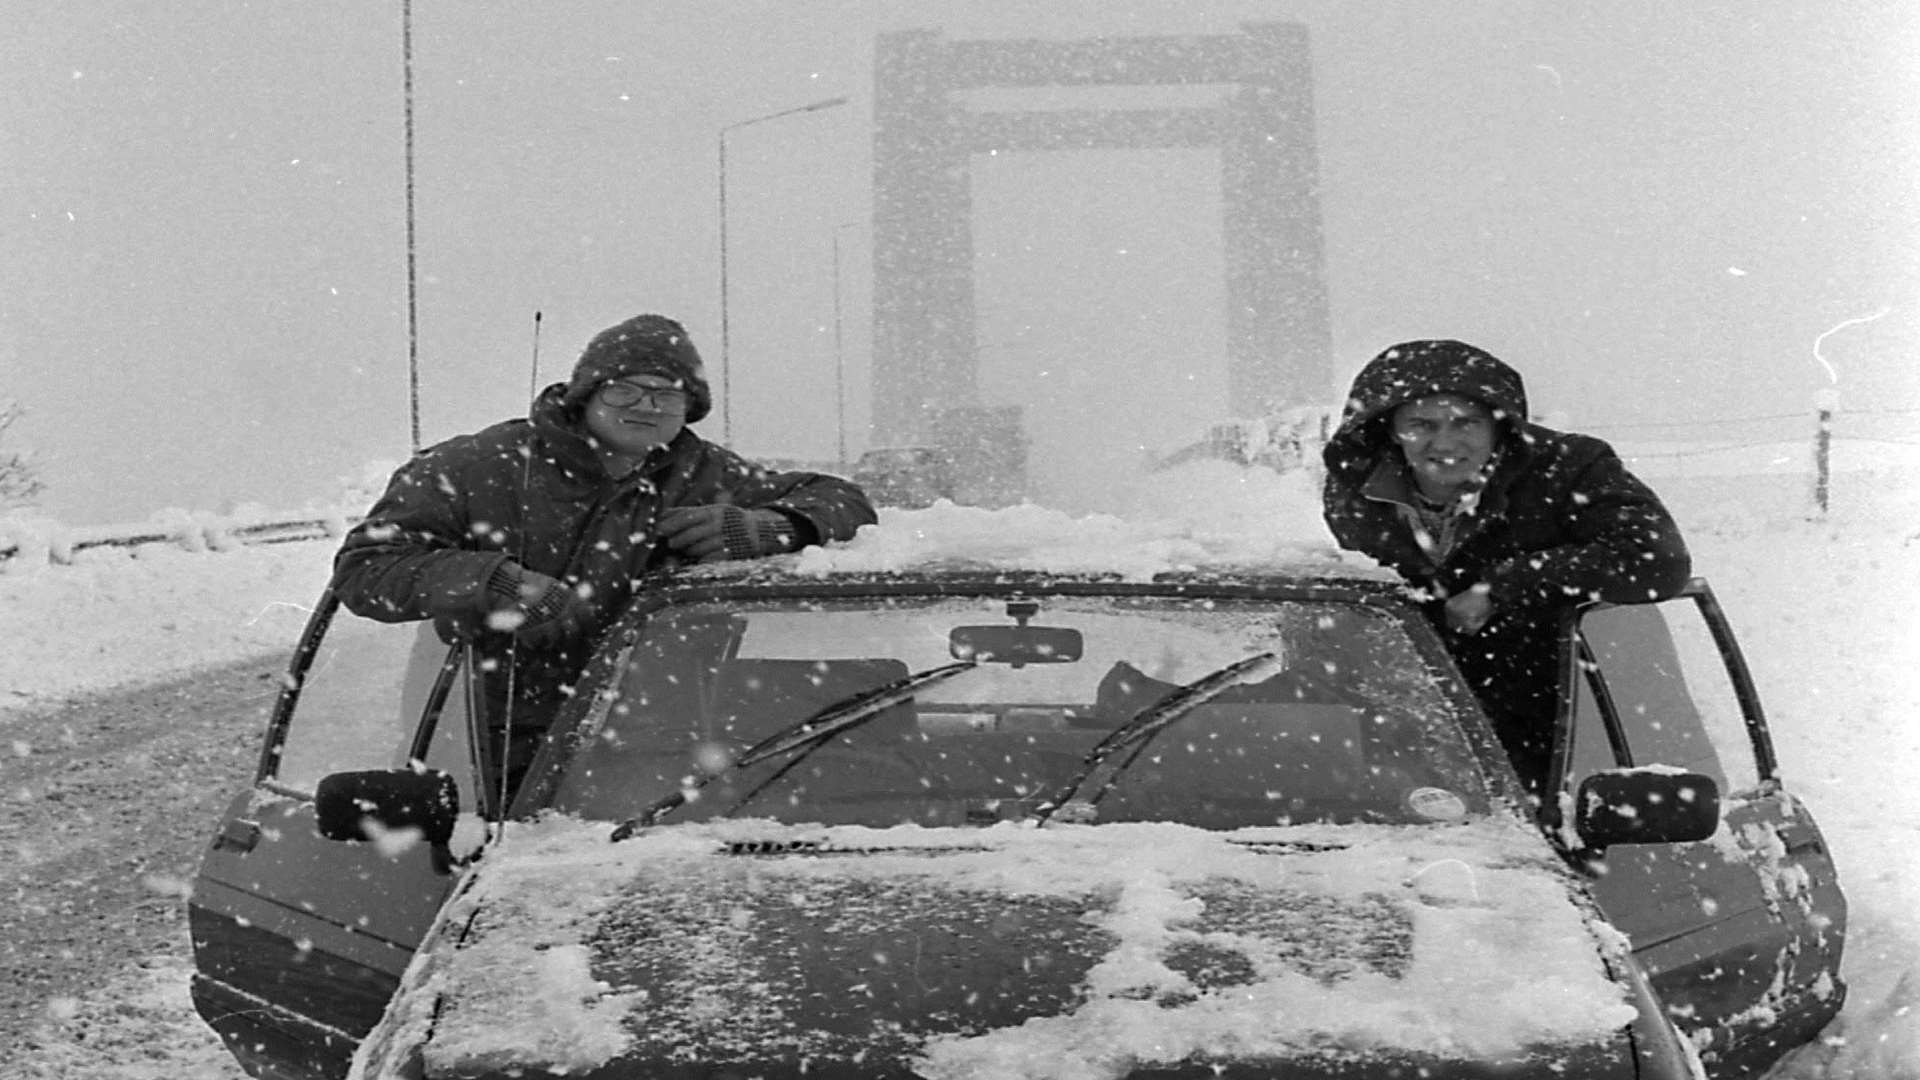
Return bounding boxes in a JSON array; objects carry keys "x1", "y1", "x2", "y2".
[{"x1": 554, "y1": 593, "x2": 1491, "y2": 829}]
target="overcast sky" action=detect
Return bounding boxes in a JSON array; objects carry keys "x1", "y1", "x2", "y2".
[{"x1": 4, "y1": 1, "x2": 1916, "y2": 524}]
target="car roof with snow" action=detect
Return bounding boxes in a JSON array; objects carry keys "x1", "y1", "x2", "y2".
[{"x1": 662, "y1": 499, "x2": 1398, "y2": 591}]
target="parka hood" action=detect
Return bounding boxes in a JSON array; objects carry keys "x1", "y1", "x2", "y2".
[
  {"x1": 1327, "y1": 340, "x2": 1529, "y2": 460},
  {"x1": 527, "y1": 383, "x2": 605, "y2": 475},
  {"x1": 530, "y1": 381, "x2": 576, "y2": 427}
]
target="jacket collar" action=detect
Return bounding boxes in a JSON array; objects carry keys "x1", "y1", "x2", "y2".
[
  {"x1": 1360, "y1": 454, "x2": 1491, "y2": 511},
  {"x1": 1360, "y1": 456, "x2": 1424, "y2": 509}
]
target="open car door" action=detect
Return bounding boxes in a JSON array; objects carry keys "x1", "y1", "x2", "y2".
[
  {"x1": 188, "y1": 591, "x2": 488, "y2": 1080},
  {"x1": 1557, "y1": 579, "x2": 1847, "y2": 1076}
]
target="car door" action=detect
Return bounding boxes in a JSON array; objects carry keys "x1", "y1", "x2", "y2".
[
  {"x1": 188, "y1": 590, "x2": 487, "y2": 1080},
  {"x1": 1556, "y1": 580, "x2": 1847, "y2": 1075}
]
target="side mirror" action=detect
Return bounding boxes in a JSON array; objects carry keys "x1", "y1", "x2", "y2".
[
  {"x1": 1574, "y1": 769, "x2": 1720, "y2": 848},
  {"x1": 316, "y1": 768, "x2": 459, "y2": 848}
]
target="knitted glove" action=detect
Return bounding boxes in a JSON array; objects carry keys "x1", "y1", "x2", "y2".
[
  {"x1": 483, "y1": 564, "x2": 586, "y2": 633},
  {"x1": 657, "y1": 505, "x2": 798, "y2": 563},
  {"x1": 434, "y1": 563, "x2": 587, "y2": 643}
]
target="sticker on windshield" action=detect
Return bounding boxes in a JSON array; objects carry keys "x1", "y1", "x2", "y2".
[{"x1": 1405, "y1": 786, "x2": 1468, "y2": 821}]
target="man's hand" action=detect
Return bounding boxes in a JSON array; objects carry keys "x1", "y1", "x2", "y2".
[
  {"x1": 488, "y1": 567, "x2": 590, "y2": 635},
  {"x1": 1445, "y1": 583, "x2": 1495, "y2": 634},
  {"x1": 657, "y1": 505, "x2": 797, "y2": 562},
  {"x1": 435, "y1": 564, "x2": 591, "y2": 644}
]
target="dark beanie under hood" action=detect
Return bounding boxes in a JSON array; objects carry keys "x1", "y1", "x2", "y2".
[
  {"x1": 562, "y1": 314, "x2": 712, "y2": 424},
  {"x1": 1329, "y1": 339, "x2": 1529, "y2": 454}
]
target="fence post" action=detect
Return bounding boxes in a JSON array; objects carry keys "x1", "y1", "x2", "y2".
[{"x1": 1812, "y1": 388, "x2": 1839, "y2": 518}]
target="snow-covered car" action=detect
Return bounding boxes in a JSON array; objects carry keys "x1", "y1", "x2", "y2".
[
  {"x1": 187, "y1": 550, "x2": 1846, "y2": 1080},
  {"x1": 852, "y1": 445, "x2": 956, "y2": 508}
]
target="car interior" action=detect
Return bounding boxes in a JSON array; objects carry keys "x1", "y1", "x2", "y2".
[{"x1": 556, "y1": 634, "x2": 1482, "y2": 830}]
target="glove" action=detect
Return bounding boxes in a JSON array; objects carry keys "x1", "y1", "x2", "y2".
[
  {"x1": 1443, "y1": 583, "x2": 1495, "y2": 634},
  {"x1": 433, "y1": 563, "x2": 591, "y2": 644},
  {"x1": 657, "y1": 505, "x2": 798, "y2": 563}
]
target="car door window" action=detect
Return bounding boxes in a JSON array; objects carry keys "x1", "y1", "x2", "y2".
[
  {"x1": 271, "y1": 608, "x2": 479, "y2": 803},
  {"x1": 1566, "y1": 599, "x2": 1756, "y2": 795}
]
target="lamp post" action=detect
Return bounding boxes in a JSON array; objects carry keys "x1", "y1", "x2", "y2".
[
  {"x1": 718, "y1": 95, "x2": 850, "y2": 444},
  {"x1": 832, "y1": 221, "x2": 858, "y2": 468}
]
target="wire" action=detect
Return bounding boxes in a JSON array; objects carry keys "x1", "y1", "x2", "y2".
[
  {"x1": 1620, "y1": 440, "x2": 1809, "y2": 459},
  {"x1": 1587, "y1": 413, "x2": 1805, "y2": 430},
  {"x1": 402, "y1": 0, "x2": 421, "y2": 455}
]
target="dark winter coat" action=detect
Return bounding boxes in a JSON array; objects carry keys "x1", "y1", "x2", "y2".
[
  {"x1": 1321, "y1": 341, "x2": 1692, "y2": 794},
  {"x1": 332, "y1": 384, "x2": 877, "y2": 728}
]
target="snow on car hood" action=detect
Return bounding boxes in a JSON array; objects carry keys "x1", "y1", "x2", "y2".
[{"x1": 356, "y1": 816, "x2": 1637, "y2": 1080}]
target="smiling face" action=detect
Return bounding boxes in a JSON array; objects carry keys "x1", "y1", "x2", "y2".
[
  {"x1": 583, "y1": 374, "x2": 689, "y2": 460},
  {"x1": 1389, "y1": 394, "x2": 1499, "y2": 501}
]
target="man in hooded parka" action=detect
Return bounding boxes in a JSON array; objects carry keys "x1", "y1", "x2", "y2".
[
  {"x1": 1320, "y1": 339, "x2": 1692, "y2": 801},
  {"x1": 331, "y1": 313, "x2": 877, "y2": 797}
]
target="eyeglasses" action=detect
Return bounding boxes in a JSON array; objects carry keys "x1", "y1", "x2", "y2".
[{"x1": 596, "y1": 382, "x2": 688, "y2": 410}]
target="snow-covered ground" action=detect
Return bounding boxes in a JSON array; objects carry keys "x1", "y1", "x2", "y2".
[{"x1": 1, "y1": 444, "x2": 1915, "y2": 1077}]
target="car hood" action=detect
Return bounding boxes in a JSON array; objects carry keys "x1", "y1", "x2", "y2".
[{"x1": 354, "y1": 816, "x2": 1642, "y2": 1080}]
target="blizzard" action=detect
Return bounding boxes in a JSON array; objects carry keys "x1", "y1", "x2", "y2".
[{"x1": 1, "y1": 444, "x2": 1915, "y2": 1078}]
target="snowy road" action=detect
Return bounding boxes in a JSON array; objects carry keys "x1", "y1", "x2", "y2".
[{"x1": 4, "y1": 657, "x2": 272, "y2": 1077}]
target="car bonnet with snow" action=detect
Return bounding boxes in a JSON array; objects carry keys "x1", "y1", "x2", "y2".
[
  {"x1": 360, "y1": 817, "x2": 1661, "y2": 1079},
  {"x1": 347, "y1": 560, "x2": 1693, "y2": 1080}
]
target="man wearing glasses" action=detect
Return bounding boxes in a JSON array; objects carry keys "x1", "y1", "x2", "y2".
[{"x1": 330, "y1": 313, "x2": 877, "y2": 791}]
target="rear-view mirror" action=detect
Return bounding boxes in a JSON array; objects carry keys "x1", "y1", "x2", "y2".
[
  {"x1": 1574, "y1": 768, "x2": 1720, "y2": 848},
  {"x1": 949, "y1": 625, "x2": 1084, "y2": 665}
]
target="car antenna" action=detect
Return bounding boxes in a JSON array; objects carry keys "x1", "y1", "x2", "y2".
[{"x1": 490, "y1": 310, "x2": 544, "y2": 836}]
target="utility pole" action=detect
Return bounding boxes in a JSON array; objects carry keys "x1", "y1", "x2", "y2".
[{"x1": 718, "y1": 96, "x2": 849, "y2": 444}]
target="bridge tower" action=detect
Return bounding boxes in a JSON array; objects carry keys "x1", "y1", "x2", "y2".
[{"x1": 870, "y1": 22, "x2": 1331, "y2": 499}]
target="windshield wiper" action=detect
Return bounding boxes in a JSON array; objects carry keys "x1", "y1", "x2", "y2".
[
  {"x1": 1035, "y1": 651, "x2": 1281, "y2": 825},
  {"x1": 611, "y1": 660, "x2": 977, "y2": 840}
]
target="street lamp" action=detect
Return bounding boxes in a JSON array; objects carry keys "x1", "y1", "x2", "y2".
[
  {"x1": 718, "y1": 95, "x2": 850, "y2": 444},
  {"x1": 832, "y1": 221, "x2": 859, "y2": 468}
]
